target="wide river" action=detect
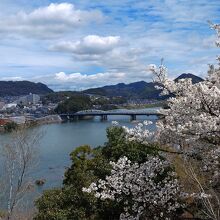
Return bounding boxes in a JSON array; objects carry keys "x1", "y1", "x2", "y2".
[{"x1": 0, "y1": 108, "x2": 159, "y2": 207}]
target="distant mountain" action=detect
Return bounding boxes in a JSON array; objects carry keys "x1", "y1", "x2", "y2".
[
  {"x1": 0, "y1": 81, "x2": 53, "y2": 96},
  {"x1": 84, "y1": 81, "x2": 164, "y2": 99},
  {"x1": 175, "y1": 73, "x2": 204, "y2": 84},
  {"x1": 84, "y1": 73, "x2": 203, "y2": 100}
]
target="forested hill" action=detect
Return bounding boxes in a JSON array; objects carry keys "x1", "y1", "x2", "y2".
[
  {"x1": 84, "y1": 81, "x2": 163, "y2": 99},
  {"x1": 0, "y1": 81, "x2": 53, "y2": 96},
  {"x1": 175, "y1": 73, "x2": 204, "y2": 84},
  {"x1": 83, "y1": 73, "x2": 204, "y2": 99}
]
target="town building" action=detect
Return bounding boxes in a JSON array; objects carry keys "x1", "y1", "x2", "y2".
[
  {"x1": 0, "y1": 102, "x2": 5, "y2": 110},
  {"x1": 18, "y1": 93, "x2": 40, "y2": 105},
  {"x1": 9, "y1": 116, "x2": 26, "y2": 124},
  {"x1": 0, "y1": 118, "x2": 12, "y2": 127}
]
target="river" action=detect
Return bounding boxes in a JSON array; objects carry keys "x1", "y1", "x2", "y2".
[{"x1": 0, "y1": 108, "x2": 159, "y2": 208}]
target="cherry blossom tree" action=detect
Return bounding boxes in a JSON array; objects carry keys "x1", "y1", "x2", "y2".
[
  {"x1": 146, "y1": 23, "x2": 220, "y2": 220},
  {"x1": 82, "y1": 23, "x2": 220, "y2": 220},
  {"x1": 83, "y1": 156, "x2": 182, "y2": 220}
]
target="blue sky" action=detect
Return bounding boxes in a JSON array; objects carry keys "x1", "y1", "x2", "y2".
[{"x1": 0, "y1": 0, "x2": 220, "y2": 90}]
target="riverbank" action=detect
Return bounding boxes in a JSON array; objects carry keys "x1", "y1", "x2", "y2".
[
  {"x1": 119, "y1": 101, "x2": 166, "y2": 110},
  {"x1": 35, "y1": 115, "x2": 62, "y2": 125},
  {"x1": 0, "y1": 114, "x2": 62, "y2": 133},
  {"x1": 0, "y1": 111, "x2": 158, "y2": 214}
]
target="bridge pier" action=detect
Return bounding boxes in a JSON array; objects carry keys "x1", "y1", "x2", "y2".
[
  {"x1": 101, "y1": 115, "x2": 107, "y2": 121},
  {"x1": 130, "y1": 114, "x2": 136, "y2": 121}
]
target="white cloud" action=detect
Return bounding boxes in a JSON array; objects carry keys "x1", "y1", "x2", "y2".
[
  {"x1": 0, "y1": 3, "x2": 104, "y2": 38},
  {"x1": 50, "y1": 35, "x2": 120, "y2": 54},
  {"x1": 55, "y1": 71, "x2": 125, "y2": 82},
  {"x1": 50, "y1": 70, "x2": 152, "y2": 90},
  {"x1": 50, "y1": 35, "x2": 143, "y2": 74}
]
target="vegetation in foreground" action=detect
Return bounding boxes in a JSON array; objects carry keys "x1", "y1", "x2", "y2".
[
  {"x1": 0, "y1": 126, "x2": 42, "y2": 220},
  {"x1": 35, "y1": 127, "x2": 183, "y2": 220}
]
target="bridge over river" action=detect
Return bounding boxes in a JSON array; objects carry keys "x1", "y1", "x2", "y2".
[{"x1": 60, "y1": 109, "x2": 163, "y2": 121}]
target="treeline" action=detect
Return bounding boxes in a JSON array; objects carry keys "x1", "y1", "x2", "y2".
[
  {"x1": 55, "y1": 94, "x2": 93, "y2": 114},
  {"x1": 45, "y1": 92, "x2": 127, "y2": 114},
  {"x1": 42, "y1": 91, "x2": 81, "y2": 105}
]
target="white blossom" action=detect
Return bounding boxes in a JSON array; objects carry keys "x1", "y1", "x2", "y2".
[
  {"x1": 121, "y1": 23, "x2": 220, "y2": 219},
  {"x1": 83, "y1": 23, "x2": 220, "y2": 220},
  {"x1": 148, "y1": 46, "x2": 220, "y2": 149},
  {"x1": 122, "y1": 121, "x2": 154, "y2": 144},
  {"x1": 83, "y1": 156, "x2": 181, "y2": 220}
]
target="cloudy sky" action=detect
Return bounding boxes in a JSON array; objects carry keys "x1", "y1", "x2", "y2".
[{"x1": 0, "y1": 0, "x2": 220, "y2": 91}]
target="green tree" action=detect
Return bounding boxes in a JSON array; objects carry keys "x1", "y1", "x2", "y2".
[
  {"x1": 102, "y1": 126, "x2": 159, "y2": 163},
  {"x1": 34, "y1": 127, "x2": 160, "y2": 220},
  {"x1": 4, "y1": 122, "x2": 18, "y2": 132},
  {"x1": 55, "y1": 94, "x2": 92, "y2": 114}
]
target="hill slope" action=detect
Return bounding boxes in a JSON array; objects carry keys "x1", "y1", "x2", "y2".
[
  {"x1": 84, "y1": 73, "x2": 203, "y2": 99},
  {"x1": 175, "y1": 73, "x2": 204, "y2": 84},
  {"x1": 84, "y1": 81, "x2": 163, "y2": 99},
  {"x1": 0, "y1": 81, "x2": 53, "y2": 96}
]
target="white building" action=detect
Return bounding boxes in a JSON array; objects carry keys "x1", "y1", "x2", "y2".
[
  {"x1": 0, "y1": 102, "x2": 5, "y2": 110},
  {"x1": 9, "y1": 116, "x2": 26, "y2": 124},
  {"x1": 3, "y1": 103, "x2": 17, "y2": 110},
  {"x1": 18, "y1": 93, "x2": 40, "y2": 105}
]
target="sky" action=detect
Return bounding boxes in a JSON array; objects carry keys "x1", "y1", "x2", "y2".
[{"x1": 0, "y1": 0, "x2": 220, "y2": 91}]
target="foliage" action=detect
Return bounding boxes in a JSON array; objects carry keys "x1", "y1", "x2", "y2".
[
  {"x1": 122, "y1": 101, "x2": 167, "y2": 109},
  {"x1": 105, "y1": 23, "x2": 220, "y2": 220},
  {"x1": 83, "y1": 156, "x2": 181, "y2": 220},
  {"x1": 55, "y1": 94, "x2": 93, "y2": 114},
  {"x1": 34, "y1": 126, "x2": 175, "y2": 219},
  {"x1": 0, "y1": 210, "x2": 7, "y2": 218},
  {"x1": 4, "y1": 121, "x2": 18, "y2": 132},
  {"x1": 41, "y1": 91, "x2": 81, "y2": 104},
  {"x1": 91, "y1": 96, "x2": 126, "y2": 110},
  {"x1": 35, "y1": 143, "x2": 119, "y2": 220},
  {"x1": 145, "y1": 23, "x2": 220, "y2": 220},
  {"x1": 53, "y1": 93, "x2": 128, "y2": 113},
  {"x1": 102, "y1": 126, "x2": 159, "y2": 163}
]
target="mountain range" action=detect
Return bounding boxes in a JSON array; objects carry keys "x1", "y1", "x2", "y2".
[
  {"x1": 0, "y1": 81, "x2": 53, "y2": 96},
  {"x1": 84, "y1": 73, "x2": 204, "y2": 99},
  {"x1": 0, "y1": 73, "x2": 203, "y2": 98}
]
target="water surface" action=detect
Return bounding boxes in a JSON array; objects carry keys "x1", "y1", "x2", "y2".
[{"x1": 0, "y1": 109, "x2": 159, "y2": 207}]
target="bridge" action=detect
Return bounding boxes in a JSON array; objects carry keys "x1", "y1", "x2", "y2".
[{"x1": 59, "y1": 109, "x2": 163, "y2": 121}]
